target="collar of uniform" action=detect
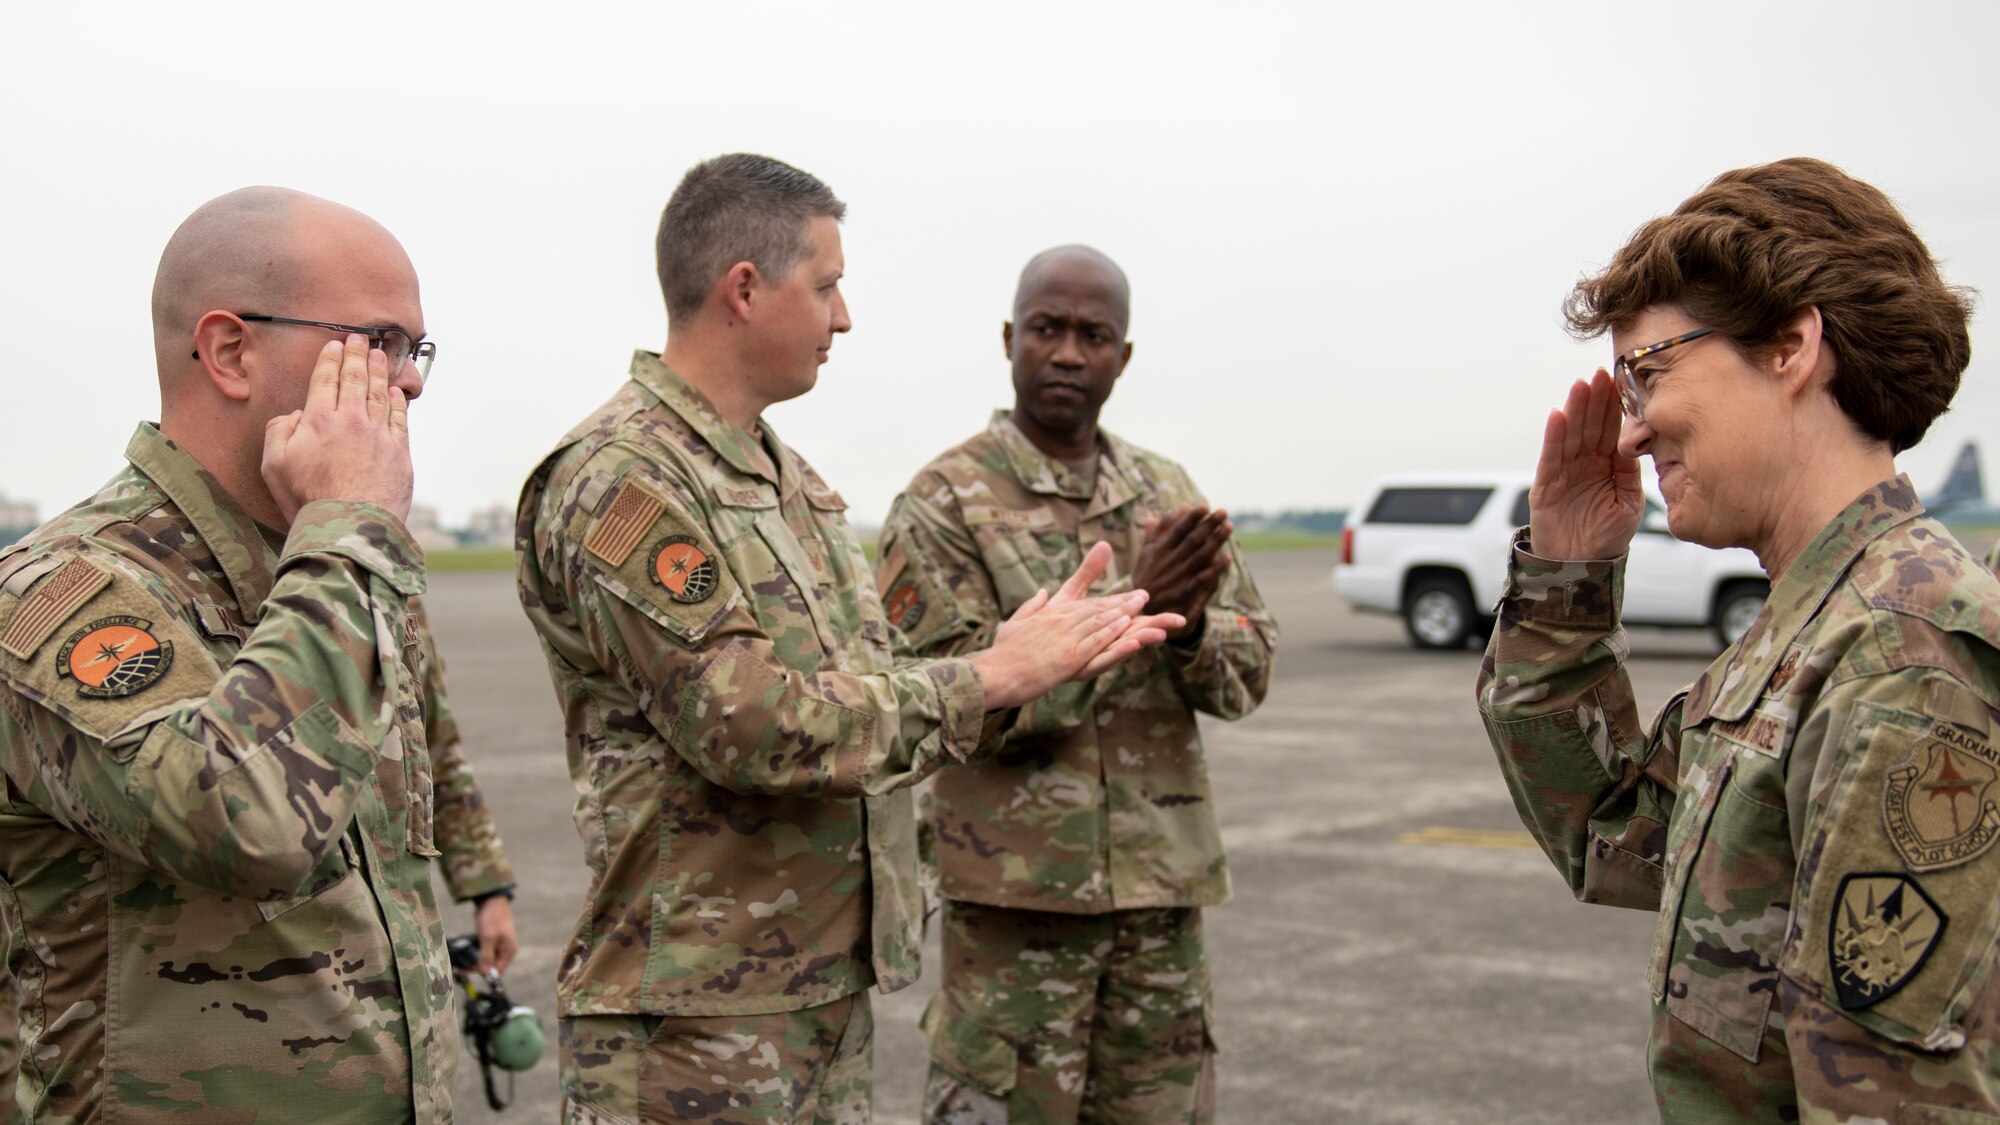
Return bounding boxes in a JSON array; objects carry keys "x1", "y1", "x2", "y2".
[
  {"x1": 1687, "y1": 474, "x2": 1926, "y2": 725},
  {"x1": 988, "y1": 410, "x2": 1142, "y2": 518},
  {"x1": 123, "y1": 422, "x2": 280, "y2": 623},
  {"x1": 627, "y1": 351, "x2": 781, "y2": 485}
]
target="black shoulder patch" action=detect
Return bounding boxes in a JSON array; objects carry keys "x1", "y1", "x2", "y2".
[{"x1": 1829, "y1": 872, "x2": 1945, "y2": 1010}]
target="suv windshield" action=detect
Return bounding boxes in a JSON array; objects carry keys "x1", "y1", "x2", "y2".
[{"x1": 1366, "y1": 487, "x2": 1494, "y2": 526}]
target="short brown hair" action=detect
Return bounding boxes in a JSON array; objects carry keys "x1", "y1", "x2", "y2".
[
  {"x1": 656, "y1": 154, "x2": 846, "y2": 328},
  {"x1": 1565, "y1": 157, "x2": 1974, "y2": 453}
]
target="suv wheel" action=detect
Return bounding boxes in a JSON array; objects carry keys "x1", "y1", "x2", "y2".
[
  {"x1": 1712, "y1": 580, "x2": 1769, "y2": 649},
  {"x1": 1405, "y1": 576, "x2": 1475, "y2": 650}
]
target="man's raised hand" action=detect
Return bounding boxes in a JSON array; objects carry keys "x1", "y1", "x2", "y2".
[
  {"x1": 973, "y1": 542, "x2": 1184, "y2": 709},
  {"x1": 262, "y1": 334, "x2": 415, "y2": 525}
]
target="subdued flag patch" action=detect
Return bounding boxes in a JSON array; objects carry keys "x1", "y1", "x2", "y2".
[
  {"x1": 56, "y1": 615, "x2": 174, "y2": 699},
  {"x1": 1829, "y1": 872, "x2": 1945, "y2": 1010},
  {"x1": 585, "y1": 479, "x2": 667, "y2": 568},
  {"x1": 3, "y1": 558, "x2": 112, "y2": 660}
]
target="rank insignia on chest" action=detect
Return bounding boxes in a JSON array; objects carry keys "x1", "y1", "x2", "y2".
[
  {"x1": 1883, "y1": 726, "x2": 2000, "y2": 872},
  {"x1": 651, "y1": 536, "x2": 719, "y2": 604},
  {"x1": 885, "y1": 583, "x2": 924, "y2": 632},
  {"x1": 56, "y1": 615, "x2": 174, "y2": 699},
  {"x1": 1828, "y1": 872, "x2": 1945, "y2": 1010}
]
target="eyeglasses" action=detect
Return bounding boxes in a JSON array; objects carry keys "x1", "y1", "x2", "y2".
[
  {"x1": 1612, "y1": 328, "x2": 1712, "y2": 420},
  {"x1": 238, "y1": 314, "x2": 436, "y2": 384}
]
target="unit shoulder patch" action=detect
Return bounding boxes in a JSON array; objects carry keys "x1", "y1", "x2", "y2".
[
  {"x1": 884, "y1": 582, "x2": 925, "y2": 633},
  {"x1": 57, "y1": 615, "x2": 174, "y2": 699},
  {"x1": 1828, "y1": 872, "x2": 1946, "y2": 1011},
  {"x1": 1883, "y1": 721, "x2": 2000, "y2": 872},
  {"x1": 650, "y1": 536, "x2": 719, "y2": 604}
]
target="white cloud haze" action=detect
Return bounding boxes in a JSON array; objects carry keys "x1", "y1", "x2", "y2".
[{"x1": 5, "y1": 1, "x2": 1996, "y2": 527}]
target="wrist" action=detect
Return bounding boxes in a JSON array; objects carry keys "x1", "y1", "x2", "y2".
[{"x1": 971, "y1": 650, "x2": 1025, "y2": 711}]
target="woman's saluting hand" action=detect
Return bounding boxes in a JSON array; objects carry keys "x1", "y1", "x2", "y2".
[{"x1": 1528, "y1": 369, "x2": 1646, "y2": 561}]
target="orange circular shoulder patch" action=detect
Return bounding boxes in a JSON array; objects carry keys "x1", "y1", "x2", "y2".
[
  {"x1": 56, "y1": 615, "x2": 174, "y2": 699},
  {"x1": 650, "y1": 536, "x2": 720, "y2": 605},
  {"x1": 885, "y1": 584, "x2": 924, "y2": 632}
]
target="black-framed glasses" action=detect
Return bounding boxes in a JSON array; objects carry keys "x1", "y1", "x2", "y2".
[
  {"x1": 1612, "y1": 328, "x2": 1712, "y2": 420},
  {"x1": 239, "y1": 314, "x2": 436, "y2": 384}
]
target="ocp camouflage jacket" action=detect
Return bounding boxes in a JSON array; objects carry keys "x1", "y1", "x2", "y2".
[
  {"x1": 516, "y1": 352, "x2": 1002, "y2": 1020},
  {"x1": 1479, "y1": 476, "x2": 2000, "y2": 1121},
  {"x1": 412, "y1": 601, "x2": 516, "y2": 904},
  {"x1": 0, "y1": 423, "x2": 454, "y2": 1124},
  {"x1": 878, "y1": 412, "x2": 1277, "y2": 914}
]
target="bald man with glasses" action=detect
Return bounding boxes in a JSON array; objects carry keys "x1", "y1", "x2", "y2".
[{"x1": 0, "y1": 187, "x2": 470, "y2": 1123}]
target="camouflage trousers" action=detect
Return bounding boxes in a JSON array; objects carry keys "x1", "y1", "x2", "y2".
[
  {"x1": 0, "y1": 966, "x2": 16, "y2": 1125},
  {"x1": 922, "y1": 902, "x2": 1215, "y2": 1124},
  {"x1": 559, "y1": 993, "x2": 873, "y2": 1124}
]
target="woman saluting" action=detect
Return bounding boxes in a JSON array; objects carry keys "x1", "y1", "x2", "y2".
[{"x1": 1479, "y1": 157, "x2": 2000, "y2": 1121}]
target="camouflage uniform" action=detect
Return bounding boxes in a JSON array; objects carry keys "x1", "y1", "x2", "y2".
[
  {"x1": 1479, "y1": 476, "x2": 2000, "y2": 1121},
  {"x1": 516, "y1": 352, "x2": 1008, "y2": 1123},
  {"x1": 0, "y1": 423, "x2": 456, "y2": 1123},
  {"x1": 1986, "y1": 536, "x2": 1999, "y2": 574},
  {"x1": 0, "y1": 973, "x2": 15, "y2": 1125},
  {"x1": 0, "y1": 599, "x2": 510, "y2": 1123},
  {"x1": 413, "y1": 599, "x2": 517, "y2": 907},
  {"x1": 878, "y1": 412, "x2": 1276, "y2": 1123}
]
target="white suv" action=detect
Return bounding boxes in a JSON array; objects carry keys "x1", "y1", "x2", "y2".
[{"x1": 1335, "y1": 471, "x2": 1769, "y2": 650}]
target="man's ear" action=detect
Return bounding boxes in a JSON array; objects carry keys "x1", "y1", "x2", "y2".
[
  {"x1": 720, "y1": 261, "x2": 760, "y2": 323},
  {"x1": 1001, "y1": 321, "x2": 1014, "y2": 361},
  {"x1": 1115, "y1": 340, "x2": 1134, "y2": 378},
  {"x1": 1771, "y1": 306, "x2": 1829, "y2": 400},
  {"x1": 192, "y1": 310, "x2": 252, "y2": 402}
]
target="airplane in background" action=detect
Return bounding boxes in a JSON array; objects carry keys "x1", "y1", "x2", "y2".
[
  {"x1": 1925, "y1": 442, "x2": 2000, "y2": 555},
  {"x1": 1927, "y1": 440, "x2": 1986, "y2": 512}
]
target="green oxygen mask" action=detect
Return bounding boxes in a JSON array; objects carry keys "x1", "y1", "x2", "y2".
[{"x1": 448, "y1": 933, "x2": 544, "y2": 1110}]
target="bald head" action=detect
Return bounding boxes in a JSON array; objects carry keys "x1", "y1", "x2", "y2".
[
  {"x1": 1012, "y1": 245, "x2": 1131, "y2": 331},
  {"x1": 150, "y1": 187, "x2": 405, "y2": 375}
]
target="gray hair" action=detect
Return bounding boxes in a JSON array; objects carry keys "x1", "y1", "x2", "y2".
[{"x1": 656, "y1": 154, "x2": 846, "y2": 327}]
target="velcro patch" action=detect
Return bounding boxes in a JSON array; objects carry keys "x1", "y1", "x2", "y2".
[
  {"x1": 885, "y1": 582, "x2": 925, "y2": 633},
  {"x1": 1883, "y1": 722, "x2": 2000, "y2": 872},
  {"x1": 2, "y1": 558, "x2": 111, "y2": 659},
  {"x1": 871, "y1": 536, "x2": 965, "y2": 650},
  {"x1": 1829, "y1": 872, "x2": 1945, "y2": 1010},
  {"x1": 649, "y1": 536, "x2": 720, "y2": 604},
  {"x1": 57, "y1": 615, "x2": 174, "y2": 699},
  {"x1": 585, "y1": 500, "x2": 738, "y2": 647},
  {"x1": 585, "y1": 479, "x2": 668, "y2": 568},
  {"x1": 0, "y1": 569, "x2": 217, "y2": 744}
]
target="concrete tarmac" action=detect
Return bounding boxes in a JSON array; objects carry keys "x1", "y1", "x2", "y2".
[{"x1": 428, "y1": 549, "x2": 1718, "y2": 1123}]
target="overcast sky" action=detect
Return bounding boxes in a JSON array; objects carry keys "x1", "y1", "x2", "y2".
[{"x1": 5, "y1": 1, "x2": 1997, "y2": 529}]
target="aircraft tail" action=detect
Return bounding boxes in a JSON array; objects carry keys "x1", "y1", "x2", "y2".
[{"x1": 1928, "y1": 441, "x2": 1984, "y2": 511}]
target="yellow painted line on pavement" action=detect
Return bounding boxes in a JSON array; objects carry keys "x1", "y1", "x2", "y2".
[{"x1": 1397, "y1": 825, "x2": 1540, "y2": 850}]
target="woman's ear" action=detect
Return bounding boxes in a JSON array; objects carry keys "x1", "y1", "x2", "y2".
[{"x1": 1770, "y1": 305, "x2": 1830, "y2": 400}]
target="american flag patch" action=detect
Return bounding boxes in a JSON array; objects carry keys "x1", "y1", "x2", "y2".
[
  {"x1": 585, "y1": 480, "x2": 667, "y2": 567},
  {"x1": 2, "y1": 558, "x2": 112, "y2": 659}
]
